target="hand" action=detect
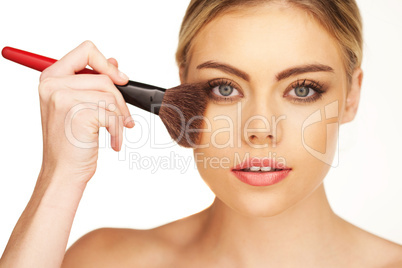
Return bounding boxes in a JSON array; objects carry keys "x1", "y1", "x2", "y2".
[{"x1": 38, "y1": 40, "x2": 134, "y2": 186}]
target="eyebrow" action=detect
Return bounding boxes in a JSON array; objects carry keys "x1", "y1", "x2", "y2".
[
  {"x1": 275, "y1": 64, "x2": 334, "y2": 81},
  {"x1": 196, "y1": 61, "x2": 334, "y2": 82},
  {"x1": 197, "y1": 61, "x2": 250, "y2": 81}
]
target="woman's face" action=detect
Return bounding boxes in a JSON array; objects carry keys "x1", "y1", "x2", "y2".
[{"x1": 182, "y1": 3, "x2": 361, "y2": 217}]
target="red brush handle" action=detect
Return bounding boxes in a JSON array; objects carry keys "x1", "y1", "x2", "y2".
[
  {"x1": 1, "y1": 46, "x2": 97, "y2": 74},
  {"x1": 1, "y1": 46, "x2": 167, "y2": 115}
]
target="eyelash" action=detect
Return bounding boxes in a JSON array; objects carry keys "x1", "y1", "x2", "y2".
[
  {"x1": 284, "y1": 79, "x2": 326, "y2": 104},
  {"x1": 206, "y1": 78, "x2": 326, "y2": 104}
]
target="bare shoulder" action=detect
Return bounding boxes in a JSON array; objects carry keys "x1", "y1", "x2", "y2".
[
  {"x1": 340, "y1": 218, "x2": 402, "y2": 267},
  {"x1": 61, "y1": 227, "x2": 179, "y2": 268},
  {"x1": 365, "y1": 235, "x2": 402, "y2": 267},
  {"x1": 61, "y1": 211, "x2": 205, "y2": 268}
]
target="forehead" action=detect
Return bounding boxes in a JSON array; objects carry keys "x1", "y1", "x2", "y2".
[{"x1": 188, "y1": 3, "x2": 344, "y2": 79}]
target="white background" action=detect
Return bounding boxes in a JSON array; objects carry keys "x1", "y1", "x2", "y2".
[{"x1": 0, "y1": 0, "x2": 401, "y2": 254}]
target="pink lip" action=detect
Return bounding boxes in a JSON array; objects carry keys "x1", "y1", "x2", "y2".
[{"x1": 231, "y1": 158, "x2": 291, "y2": 187}]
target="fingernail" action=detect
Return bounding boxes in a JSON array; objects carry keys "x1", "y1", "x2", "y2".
[
  {"x1": 125, "y1": 116, "x2": 135, "y2": 128},
  {"x1": 119, "y1": 71, "x2": 129, "y2": 80},
  {"x1": 130, "y1": 116, "x2": 135, "y2": 127}
]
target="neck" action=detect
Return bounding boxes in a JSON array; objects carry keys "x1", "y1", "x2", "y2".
[{"x1": 198, "y1": 183, "x2": 346, "y2": 265}]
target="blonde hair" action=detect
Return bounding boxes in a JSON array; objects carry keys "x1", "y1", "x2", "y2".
[{"x1": 176, "y1": 0, "x2": 363, "y2": 82}]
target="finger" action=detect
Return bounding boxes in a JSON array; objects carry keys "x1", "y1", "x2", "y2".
[
  {"x1": 107, "y1": 115, "x2": 124, "y2": 151},
  {"x1": 69, "y1": 89, "x2": 125, "y2": 119},
  {"x1": 107, "y1": 58, "x2": 118, "y2": 68},
  {"x1": 97, "y1": 107, "x2": 124, "y2": 151},
  {"x1": 72, "y1": 90, "x2": 133, "y2": 129},
  {"x1": 44, "y1": 75, "x2": 134, "y2": 127},
  {"x1": 41, "y1": 40, "x2": 128, "y2": 85}
]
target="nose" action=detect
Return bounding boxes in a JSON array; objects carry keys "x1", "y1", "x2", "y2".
[
  {"x1": 244, "y1": 116, "x2": 276, "y2": 147},
  {"x1": 241, "y1": 101, "x2": 283, "y2": 148},
  {"x1": 249, "y1": 131, "x2": 275, "y2": 146}
]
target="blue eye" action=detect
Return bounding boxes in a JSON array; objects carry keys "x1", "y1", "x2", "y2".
[
  {"x1": 285, "y1": 79, "x2": 326, "y2": 103},
  {"x1": 212, "y1": 84, "x2": 240, "y2": 97},
  {"x1": 207, "y1": 78, "x2": 243, "y2": 103},
  {"x1": 289, "y1": 86, "x2": 315, "y2": 98}
]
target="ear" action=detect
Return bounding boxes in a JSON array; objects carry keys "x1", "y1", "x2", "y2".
[{"x1": 340, "y1": 67, "x2": 363, "y2": 124}]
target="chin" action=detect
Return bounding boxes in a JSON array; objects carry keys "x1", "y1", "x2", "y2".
[{"x1": 222, "y1": 191, "x2": 301, "y2": 218}]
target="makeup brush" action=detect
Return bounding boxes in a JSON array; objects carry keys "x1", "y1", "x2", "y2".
[{"x1": 1, "y1": 46, "x2": 208, "y2": 148}]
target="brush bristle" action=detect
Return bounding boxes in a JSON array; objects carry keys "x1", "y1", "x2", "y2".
[{"x1": 159, "y1": 83, "x2": 209, "y2": 148}]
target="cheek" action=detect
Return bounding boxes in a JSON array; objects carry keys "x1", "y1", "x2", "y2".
[
  {"x1": 302, "y1": 116, "x2": 339, "y2": 159},
  {"x1": 197, "y1": 103, "x2": 239, "y2": 148},
  {"x1": 282, "y1": 103, "x2": 341, "y2": 202},
  {"x1": 285, "y1": 89, "x2": 343, "y2": 166},
  {"x1": 300, "y1": 95, "x2": 342, "y2": 166},
  {"x1": 193, "y1": 103, "x2": 239, "y2": 188},
  {"x1": 294, "y1": 117, "x2": 338, "y2": 187}
]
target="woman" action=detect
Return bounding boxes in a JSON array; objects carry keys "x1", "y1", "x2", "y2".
[{"x1": 1, "y1": 0, "x2": 402, "y2": 267}]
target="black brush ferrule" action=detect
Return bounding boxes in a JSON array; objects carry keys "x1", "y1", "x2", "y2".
[{"x1": 115, "y1": 80, "x2": 166, "y2": 115}]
